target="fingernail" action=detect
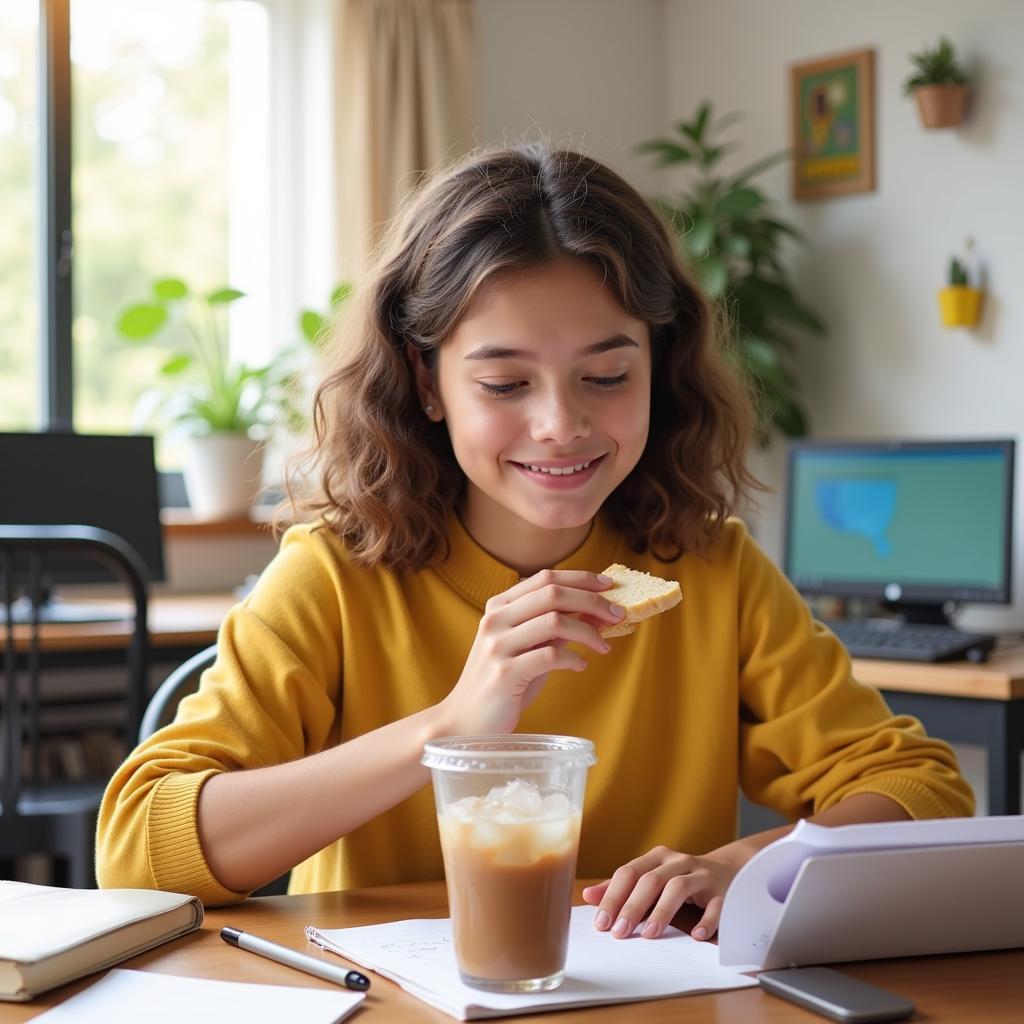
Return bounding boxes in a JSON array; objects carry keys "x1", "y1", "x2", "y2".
[
  {"x1": 597, "y1": 574, "x2": 614, "y2": 584},
  {"x1": 642, "y1": 921, "x2": 660, "y2": 939},
  {"x1": 594, "y1": 910, "x2": 610, "y2": 930},
  {"x1": 599, "y1": 640, "x2": 611, "y2": 653},
  {"x1": 607, "y1": 603, "x2": 625, "y2": 620},
  {"x1": 612, "y1": 917, "x2": 631, "y2": 938},
  {"x1": 692, "y1": 927, "x2": 707, "y2": 941}
]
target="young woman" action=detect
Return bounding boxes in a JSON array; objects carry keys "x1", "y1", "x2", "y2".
[{"x1": 97, "y1": 144, "x2": 972, "y2": 942}]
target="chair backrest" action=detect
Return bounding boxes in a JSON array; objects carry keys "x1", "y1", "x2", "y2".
[
  {"x1": 140, "y1": 644, "x2": 217, "y2": 743},
  {"x1": 0, "y1": 524, "x2": 149, "y2": 817}
]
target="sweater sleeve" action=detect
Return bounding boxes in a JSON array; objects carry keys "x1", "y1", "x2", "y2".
[
  {"x1": 734, "y1": 525, "x2": 974, "y2": 822},
  {"x1": 96, "y1": 525, "x2": 346, "y2": 905}
]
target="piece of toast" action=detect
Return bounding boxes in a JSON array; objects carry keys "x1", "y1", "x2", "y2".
[{"x1": 599, "y1": 563, "x2": 682, "y2": 639}]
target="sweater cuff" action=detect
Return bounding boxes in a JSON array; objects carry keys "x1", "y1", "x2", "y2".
[
  {"x1": 147, "y1": 769, "x2": 250, "y2": 907},
  {"x1": 827, "y1": 774, "x2": 966, "y2": 820}
]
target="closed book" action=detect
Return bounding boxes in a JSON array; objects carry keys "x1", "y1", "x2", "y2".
[{"x1": 0, "y1": 881, "x2": 203, "y2": 1001}]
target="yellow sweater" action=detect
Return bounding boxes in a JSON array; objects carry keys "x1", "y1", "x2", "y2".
[{"x1": 97, "y1": 514, "x2": 973, "y2": 905}]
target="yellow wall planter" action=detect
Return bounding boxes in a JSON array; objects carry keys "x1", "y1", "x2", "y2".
[{"x1": 938, "y1": 285, "x2": 983, "y2": 327}]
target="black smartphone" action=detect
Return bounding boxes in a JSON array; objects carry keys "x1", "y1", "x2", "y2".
[{"x1": 759, "y1": 967, "x2": 915, "y2": 1023}]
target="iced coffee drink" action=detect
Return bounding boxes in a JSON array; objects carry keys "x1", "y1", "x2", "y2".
[
  {"x1": 440, "y1": 780, "x2": 581, "y2": 985},
  {"x1": 423, "y1": 735, "x2": 596, "y2": 992}
]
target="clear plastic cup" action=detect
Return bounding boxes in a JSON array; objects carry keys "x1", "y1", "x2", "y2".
[{"x1": 422, "y1": 734, "x2": 597, "y2": 992}]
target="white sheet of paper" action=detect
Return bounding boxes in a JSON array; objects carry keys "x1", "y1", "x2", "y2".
[
  {"x1": 30, "y1": 968, "x2": 365, "y2": 1024},
  {"x1": 307, "y1": 904, "x2": 756, "y2": 1020}
]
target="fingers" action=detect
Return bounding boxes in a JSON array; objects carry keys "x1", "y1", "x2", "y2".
[
  {"x1": 508, "y1": 610, "x2": 612, "y2": 656},
  {"x1": 486, "y1": 569, "x2": 618, "y2": 616},
  {"x1": 509, "y1": 581, "x2": 625, "y2": 630},
  {"x1": 515, "y1": 644, "x2": 588, "y2": 680},
  {"x1": 691, "y1": 896, "x2": 724, "y2": 941},
  {"x1": 640, "y1": 873, "x2": 705, "y2": 939},
  {"x1": 592, "y1": 849, "x2": 674, "y2": 937},
  {"x1": 590, "y1": 849, "x2": 720, "y2": 941}
]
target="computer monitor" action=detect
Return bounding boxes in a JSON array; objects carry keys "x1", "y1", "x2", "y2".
[
  {"x1": 783, "y1": 438, "x2": 1015, "y2": 624},
  {"x1": 0, "y1": 432, "x2": 165, "y2": 620}
]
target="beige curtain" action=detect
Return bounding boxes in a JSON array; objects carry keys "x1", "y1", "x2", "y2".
[{"x1": 334, "y1": 0, "x2": 479, "y2": 280}]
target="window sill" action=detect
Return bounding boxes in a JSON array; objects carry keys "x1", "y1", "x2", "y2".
[{"x1": 161, "y1": 506, "x2": 276, "y2": 538}]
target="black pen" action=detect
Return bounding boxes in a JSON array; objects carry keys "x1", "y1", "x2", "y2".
[{"x1": 221, "y1": 926, "x2": 371, "y2": 992}]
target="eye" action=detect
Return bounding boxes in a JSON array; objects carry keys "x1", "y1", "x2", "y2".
[
  {"x1": 587, "y1": 373, "x2": 629, "y2": 389},
  {"x1": 479, "y1": 380, "x2": 526, "y2": 397}
]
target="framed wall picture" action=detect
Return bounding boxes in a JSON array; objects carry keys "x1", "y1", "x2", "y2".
[{"x1": 790, "y1": 47, "x2": 875, "y2": 200}]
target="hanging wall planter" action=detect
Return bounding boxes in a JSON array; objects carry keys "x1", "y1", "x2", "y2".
[
  {"x1": 904, "y1": 38, "x2": 970, "y2": 130},
  {"x1": 938, "y1": 286, "x2": 983, "y2": 327},
  {"x1": 938, "y1": 252, "x2": 983, "y2": 328},
  {"x1": 914, "y1": 83, "x2": 969, "y2": 128}
]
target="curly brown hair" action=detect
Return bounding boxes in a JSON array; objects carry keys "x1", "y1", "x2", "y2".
[{"x1": 284, "y1": 143, "x2": 760, "y2": 570}]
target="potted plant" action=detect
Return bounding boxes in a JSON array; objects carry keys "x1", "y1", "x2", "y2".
[
  {"x1": 903, "y1": 37, "x2": 970, "y2": 129},
  {"x1": 117, "y1": 279, "x2": 289, "y2": 521},
  {"x1": 939, "y1": 249, "x2": 983, "y2": 328},
  {"x1": 636, "y1": 102, "x2": 826, "y2": 441}
]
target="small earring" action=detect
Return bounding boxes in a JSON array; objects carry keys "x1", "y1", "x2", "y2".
[{"x1": 424, "y1": 404, "x2": 435, "y2": 415}]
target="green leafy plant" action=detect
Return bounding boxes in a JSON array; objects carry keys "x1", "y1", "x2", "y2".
[
  {"x1": 117, "y1": 279, "x2": 284, "y2": 437},
  {"x1": 117, "y1": 279, "x2": 353, "y2": 438},
  {"x1": 637, "y1": 102, "x2": 826, "y2": 440},
  {"x1": 298, "y1": 283, "x2": 354, "y2": 347},
  {"x1": 948, "y1": 257, "x2": 969, "y2": 287},
  {"x1": 903, "y1": 37, "x2": 969, "y2": 94}
]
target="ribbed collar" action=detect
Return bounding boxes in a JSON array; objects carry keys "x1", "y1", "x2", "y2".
[{"x1": 434, "y1": 511, "x2": 624, "y2": 611}]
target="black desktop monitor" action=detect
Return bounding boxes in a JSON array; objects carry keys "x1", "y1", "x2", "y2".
[
  {"x1": 783, "y1": 438, "x2": 1015, "y2": 624},
  {"x1": 0, "y1": 432, "x2": 165, "y2": 619}
]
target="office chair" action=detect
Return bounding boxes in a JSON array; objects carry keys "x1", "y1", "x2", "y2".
[
  {"x1": 1, "y1": 524, "x2": 149, "y2": 889},
  {"x1": 141, "y1": 642, "x2": 290, "y2": 897}
]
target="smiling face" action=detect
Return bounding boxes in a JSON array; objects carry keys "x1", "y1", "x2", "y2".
[{"x1": 411, "y1": 257, "x2": 652, "y2": 572}]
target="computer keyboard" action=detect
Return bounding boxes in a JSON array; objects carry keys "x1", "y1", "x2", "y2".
[{"x1": 821, "y1": 618, "x2": 997, "y2": 663}]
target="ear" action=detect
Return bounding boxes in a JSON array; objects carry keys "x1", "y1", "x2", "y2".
[{"x1": 405, "y1": 343, "x2": 444, "y2": 421}]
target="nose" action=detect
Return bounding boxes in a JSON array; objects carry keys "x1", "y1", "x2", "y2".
[{"x1": 529, "y1": 384, "x2": 591, "y2": 446}]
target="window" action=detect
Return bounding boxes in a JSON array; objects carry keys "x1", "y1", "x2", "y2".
[
  {"x1": 71, "y1": 0, "x2": 269, "y2": 465},
  {"x1": 0, "y1": 2, "x2": 40, "y2": 430},
  {"x1": 12, "y1": 0, "x2": 335, "y2": 480}
]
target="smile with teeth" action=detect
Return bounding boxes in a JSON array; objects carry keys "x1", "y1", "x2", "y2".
[{"x1": 518, "y1": 457, "x2": 600, "y2": 476}]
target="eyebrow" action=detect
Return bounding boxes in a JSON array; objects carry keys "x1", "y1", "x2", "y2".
[{"x1": 464, "y1": 334, "x2": 640, "y2": 361}]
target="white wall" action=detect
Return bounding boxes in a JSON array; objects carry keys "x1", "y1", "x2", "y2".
[
  {"x1": 474, "y1": 0, "x2": 1024, "y2": 804},
  {"x1": 665, "y1": 0, "x2": 1024, "y2": 633},
  {"x1": 477, "y1": 0, "x2": 668, "y2": 194}
]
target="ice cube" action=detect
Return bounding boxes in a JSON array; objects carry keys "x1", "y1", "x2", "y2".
[
  {"x1": 540, "y1": 792, "x2": 572, "y2": 820},
  {"x1": 483, "y1": 779, "x2": 543, "y2": 818},
  {"x1": 493, "y1": 827, "x2": 536, "y2": 866},
  {"x1": 470, "y1": 819, "x2": 506, "y2": 850},
  {"x1": 445, "y1": 795, "x2": 480, "y2": 820},
  {"x1": 530, "y1": 817, "x2": 578, "y2": 858}
]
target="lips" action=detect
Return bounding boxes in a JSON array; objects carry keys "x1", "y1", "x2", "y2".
[
  {"x1": 519, "y1": 458, "x2": 596, "y2": 476},
  {"x1": 510, "y1": 454, "x2": 607, "y2": 482}
]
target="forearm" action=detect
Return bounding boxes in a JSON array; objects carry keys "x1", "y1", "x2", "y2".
[
  {"x1": 197, "y1": 703, "x2": 449, "y2": 893},
  {"x1": 714, "y1": 792, "x2": 910, "y2": 871}
]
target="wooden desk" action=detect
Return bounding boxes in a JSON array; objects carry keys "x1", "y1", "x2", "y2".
[
  {"x1": 3, "y1": 882, "x2": 1022, "y2": 1023},
  {"x1": 12, "y1": 592, "x2": 236, "y2": 656},
  {"x1": 855, "y1": 647, "x2": 1024, "y2": 815}
]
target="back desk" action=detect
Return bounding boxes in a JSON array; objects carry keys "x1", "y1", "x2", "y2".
[{"x1": 17, "y1": 594, "x2": 1024, "y2": 813}]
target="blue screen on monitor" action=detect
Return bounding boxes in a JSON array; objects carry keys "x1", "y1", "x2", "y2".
[{"x1": 784, "y1": 440, "x2": 1014, "y2": 603}]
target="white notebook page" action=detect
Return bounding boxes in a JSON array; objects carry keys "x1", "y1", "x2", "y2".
[
  {"x1": 307, "y1": 904, "x2": 756, "y2": 1020},
  {"x1": 30, "y1": 968, "x2": 365, "y2": 1024}
]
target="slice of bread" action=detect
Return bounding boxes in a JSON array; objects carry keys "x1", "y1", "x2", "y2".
[{"x1": 599, "y1": 563, "x2": 682, "y2": 639}]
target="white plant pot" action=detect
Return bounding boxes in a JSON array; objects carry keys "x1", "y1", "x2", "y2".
[{"x1": 183, "y1": 434, "x2": 265, "y2": 521}]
